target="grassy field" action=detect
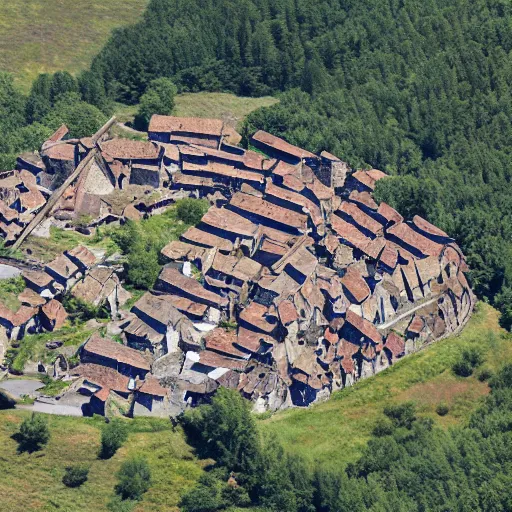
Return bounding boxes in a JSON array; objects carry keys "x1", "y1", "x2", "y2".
[
  {"x1": 258, "y1": 302, "x2": 511, "y2": 468},
  {"x1": 0, "y1": 0, "x2": 148, "y2": 92},
  {"x1": 0, "y1": 413, "x2": 202, "y2": 511},
  {"x1": 115, "y1": 92, "x2": 278, "y2": 129}
]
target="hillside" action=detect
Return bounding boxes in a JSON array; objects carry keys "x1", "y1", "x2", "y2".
[
  {"x1": 259, "y1": 303, "x2": 511, "y2": 467},
  {"x1": 0, "y1": 0, "x2": 148, "y2": 91},
  {"x1": 1, "y1": 304, "x2": 509, "y2": 510}
]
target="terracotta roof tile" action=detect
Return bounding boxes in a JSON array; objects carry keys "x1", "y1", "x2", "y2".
[
  {"x1": 201, "y1": 207, "x2": 258, "y2": 238},
  {"x1": 204, "y1": 328, "x2": 249, "y2": 359},
  {"x1": 41, "y1": 299, "x2": 68, "y2": 329},
  {"x1": 46, "y1": 254, "x2": 79, "y2": 279},
  {"x1": 278, "y1": 299, "x2": 299, "y2": 325},
  {"x1": 100, "y1": 139, "x2": 161, "y2": 160},
  {"x1": 73, "y1": 363, "x2": 130, "y2": 395},
  {"x1": 349, "y1": 190, "x2": 378, "y2": 210},
  {"x1": 138, "y1": 376, "x2": 167, "y2": 397},
  {"x1": 384, "y1": 332, "x2": 405, "y2": 358},
  {"x1": 65, "y1": 245, "x2": 96, "y2": 268},
  {"x1": 338, "y1": 201, "x2": 383, "y2": 236},
  {"x1": 230, "y1": 192, "x2": 308, "y2": 231},
  {"x1": 377, "y1": 202, "x2": 404, "y2": 226},
  {"x1": 407, "y1": 315, "x2": 424, "y2": 334},
  {"x1": 22, "y1": 270, "x2": 54, "y2": 288},
  {"x1": 345, "y1": 310, "x2": 382, "y2": 344},
  {"x1": 341, "y1": 267, "x2": 371, "y2": 304},
  {"x1": 351, "y1": 169, "x2": 387, "y2": 190},
  {"x1": 18, "y1": 288, "x2": 46, "y2": 307},
  {"x1": 45, "y1": 143, "x2": 75, "y2": 161},
  {"x1": 157, "y1": 267, "x2": 228, "y2": 308},
  {"x1": 84, "y1": 335, "x2": 150, "y2": 370},
  {"x1": 149, "y1": 115, "x2": 224, "y2": 136},
  {"x1": 387, "y1": 222, "x2": 443, "y2": 257},
  {"x1": 239, "y1": 302, "x2": 276, "y2": 334},
  {"x1": 198, "y1": 350, "x2": 248, "y2": 370},
  {"x1": 252, "y1": 130, "x2": 316, "y2": 160},
  {"x1": 413, "y1": 215, "x2": 450, "y2": 239}
]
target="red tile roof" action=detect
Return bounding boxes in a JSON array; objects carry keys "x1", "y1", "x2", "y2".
[
  {"x1": 349, "y1": 190, "x2": 378, "y2": 210},
  {"x1": 239, "y1": 302, "x2": 276, "y2": 334},
  {"x1": 204, "y1": 328, "x2": 249, "y2": 359},
  {"x1": 0, "y1": 304, "x2": 37, "y2": 327},
  {"x1": 138, "y1": 376, "x2": 167, "y2": 397},
  {"x1": 331, "y1": 215, "x2": 385, "y2": 259},
  {"x1": 384, "y1": 332, "x2": 405, "y2": 358},
  {"x1": 41, "y1": 299, "x2": 68, "y2": 329},
  {"x1": 100, "y1": 139, "x2": 161, "y2": 160},
  {"x1": 22, "y1": 270, "x2": 53, "y2": 288},
  {"x1": 387, "y1": 222, "x2": 443, "y2": 257},
  {"x1": 230, "y1": 192, "x2": 308, "y2": 231},
  {"x1": 66, "y1": 245, "x2": 96, "y2": 268},
  {"x1": 45, "y1": 143, "x2": 75, "y2": 161},
  {"x1": 201, "y1": 207, "x2": 258, "y2": 238},
  {"x1": 181, "y1": 226, "x2": 234, "y2": 252},
  {"x1": 149, "y1": 115, "x2": 224, "y2": 136},
  {"x1": 413, "y1": 215, "x2": 450, "y2": 239},
  {"x1": 407, "y1": 315, "x2": 424, "y2": 334},
  {"x1": 73, "y1": 363, "x2": 130, "y2": 396},
  {"x1": 351, "y1": 169, "x2": 387, "y2": 190},
  {"x1": 341, "y1": 267, "x2": 371, "y2": 304},
  {"x1": 278, "y1": 299, "x2": 299, "y2": 325},
  {"x1": 157, "y1": 267, "x2": 228, "y2": 308},
  {"x1": 84, "y1": 335, "x2": 151, "y2": 370},
  {"x1": 338, "y1": 201, "x2": 383, "y2": 236},
  {"x1": 47, "y1": 124, "x2": 69, "y2": 143},
  {"x1": 377, "y1": 202, "x2": 403, "y2": 225},
  {"x1": 18, "y1": 288, "x2": 46, "y2": 307},
  {"x1": 183, "y1": 161, "x2": 264, "y2": 184},
  {"x1": 345, "y1": 310, "x2": 382, "y2": 344},
  {"x1": 198, "y1": 350, "x2": 248, "y2": 370},
  {"x1": 252, "y1": 130, "x2": 316, "y2": 160}
]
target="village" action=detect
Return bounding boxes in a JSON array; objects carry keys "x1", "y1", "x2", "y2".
[{"x1": 0, "y1": 114, "x2": 475, "y2": 417}]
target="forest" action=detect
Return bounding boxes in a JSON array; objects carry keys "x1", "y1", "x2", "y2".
[
  {"x1": 2, "y1": 0, "x2": 512, "y2": 323},
  {"x1": 89, "y1": 0, "x2": 512, "y2": 327},
  {"x1": 179, "y1": 365, "x2": 512, "y2": 512}
]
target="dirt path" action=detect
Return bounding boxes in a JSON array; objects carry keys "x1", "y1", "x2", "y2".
[{"x1": 377, "y1": 295, "x2": 441, "y2": 330}]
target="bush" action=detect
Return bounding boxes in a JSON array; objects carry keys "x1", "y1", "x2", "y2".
[
  {"x1": 15, "y1": 413, "x2": 50, "y2": 453},
  {"x1": 62, "y1": 465, "x2": 89, "y2": 487},
  {"x1": 107, "y1": 496, "x2": 136, "y2": 512},
  {"x1": 478, "y1": 367, "x2": 494, "y2": 382},
  {"x1": 453, "y1": 348, "x2": 484, "y2": 377},
  {"x1": 99, "y1": 419, "x2": 128, "y2": 459},
  {"x1": 0, "y1": 390, "x2": 15, "y2": 410},
  {"x1": 372, "y1": 417, "x2": 394, "y2": 437},
  {"x1": 175, "y1": 198, "x2": 209, "y2": 225},
  {"x1": 383, "y1": 402, "x2": 416, "y2": 429},
  {"x1": 115, "y1": 457, "x2": 151, "y2": 501},
  {"x1": 436, "y1": 402, "x2": 450, "y2": 416},
  {"x1": 133, "y1": 78, "x2": 177, "y2": 130}
]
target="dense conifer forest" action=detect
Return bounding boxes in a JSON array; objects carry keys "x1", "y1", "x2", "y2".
[{"x1": 88, "y1": 0, "x2": 512, "y2": 326}]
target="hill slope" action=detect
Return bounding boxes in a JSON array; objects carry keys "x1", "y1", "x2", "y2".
[
  {"x1": 0, "y1": 0, "x2": 148, "y2": 91},
  {"x1": 259, "y1": 303, "x2": 511, "y2": 467}
]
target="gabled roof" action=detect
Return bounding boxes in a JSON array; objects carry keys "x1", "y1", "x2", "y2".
[
  {"x1": 341, "y1": 267, "x2": 371, "y2": 304},
  {"x1": 239, "y1": 302, "x2": 276, "y2": 334},
  {"x1": 100, "y1": 139, "x2": 161, "y2": 160},
  {"x1": 149, "y1": 115, "x2": 224, "y2": 136},
  {"x1": 18, "y1": 288, "x2": 46, "y2": 307},
  {"x1": 412, "y1": 215, "x2": 450, "y2": 239},
  {"x1": 387, "y1": 222, "x2": 443, "y2": 257},
  {"x1": 44, "y1": 143, "x2": 75, "y2": 161},
  {"x1": 384, "y1": 332, "x2": 405, "y2": 357},
  {"x1": 84, "y1": 335, "x2": 151, "y2": 371},
  {"x1": 201, "y1": 207, "x2": 258, "y2": 238},
  {"x1": 157, "y1": 267, "x2": 228, "y2": 308},
  {"x1": 345, "y1": 310, "x2": 382, "y2": 345},
  {"x1": 337, "y1": 201, "x2": 383, "y2": 236},
  {"x1": 377, "y1": 202, "x2": 403, "y2": 226},
  {"x1": 230, "y1": 192, "x2": 308, "y2": 231},
  {"x1": 22, "y1": 270, "x2": 54, "y2": 288},
  {"x1": 251, "y1": 130, "x2": 316, "y2": 160},
  {"x1": 46, "y1": 254, "x2": 78, "y2": 279},
  {"x1": 138, "y1": 376, "x2": 167, "y2": 397},
  {"x1": 73, "y1": 363, "x2": 130, "y2": 396},
  {"x1": 349, "y1": 190, "x2": 378, "y2": 210},
  {"x1": 351, "y1": 169, "x2": 387, "y2": 190},
  {"x1": 65, "y1": 245, "x2": 96, "y2": 268},
  {"x1": 278, "y1": 299, "x2": 299, "y2": 326},
  {"x1": 204, "y1": 328, "x2": 250, "y2": 359}
]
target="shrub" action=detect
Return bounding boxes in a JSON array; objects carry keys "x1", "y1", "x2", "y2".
[
  {"x1": 383, "y1": 402, "x2": 416, "y2": 429},
  {"x1": 15, "y1": 413, "x2": 50, "y2": 453},
  {"x1": 453, "y1": 348, "x2": 484, "y2": 377},
  {"x1": 115, "y1": 457, "x2": 151, "y2": 501},
  {"x1": 372, "y1": 417, "x2": 394, "y2": 436},
  {"x1": 0, "y1": 390, "x2": 15, "y2": 410},
  {"x1": 107, "y1": 496, "x2": 136, "y2": 512},
  {"x1": 436, "y1": 402, "x2": 450, "y2": 416},
  {"x1": 99, "y1": 419, "x2": 128, "y2": 459},
  {"x1": 133, "y1": 78, "x2": 177, "y2": 130},
  {"x1": 478, "y1": 367, "x2": 494, "y2": 382},
  {"x1": 175, "y1": 198, "x2": 209, "y2": 225},
  {"x1": 62, "y1": 465, "x2": 89, "y2": 487}
]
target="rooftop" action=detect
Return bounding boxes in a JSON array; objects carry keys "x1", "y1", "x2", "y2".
[{"x1": 149, "y1": 115, "x2": 224, "y2": 136}]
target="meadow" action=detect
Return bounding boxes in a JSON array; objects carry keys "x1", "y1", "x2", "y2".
[{"x1": 0, "y1": 0, "x2": 148, "y2": 92}]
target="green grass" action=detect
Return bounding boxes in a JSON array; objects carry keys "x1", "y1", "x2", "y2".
[
  {"x1": 115, "y1": 92, "x2": 279, "y2": 130},
  {"x1": 8, "y1": 324, "x2": 93, "y2": 374},
  {"x1": 0, "y1": 0, "x2": 148, "y2": 92},
  {"x1": 258, "y1": 303, "x2": 512, "y2": 468},
  {"x1": 0, "y1": 412, "x2": 202, "y2": 511},
  {"x1": 0, "y1": 276, "x2": 24, "y2": 312}
]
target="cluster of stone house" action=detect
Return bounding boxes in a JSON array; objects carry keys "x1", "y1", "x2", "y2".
[{"x1": 1, "y1": 114, "x2": 475, "y2": 415}]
